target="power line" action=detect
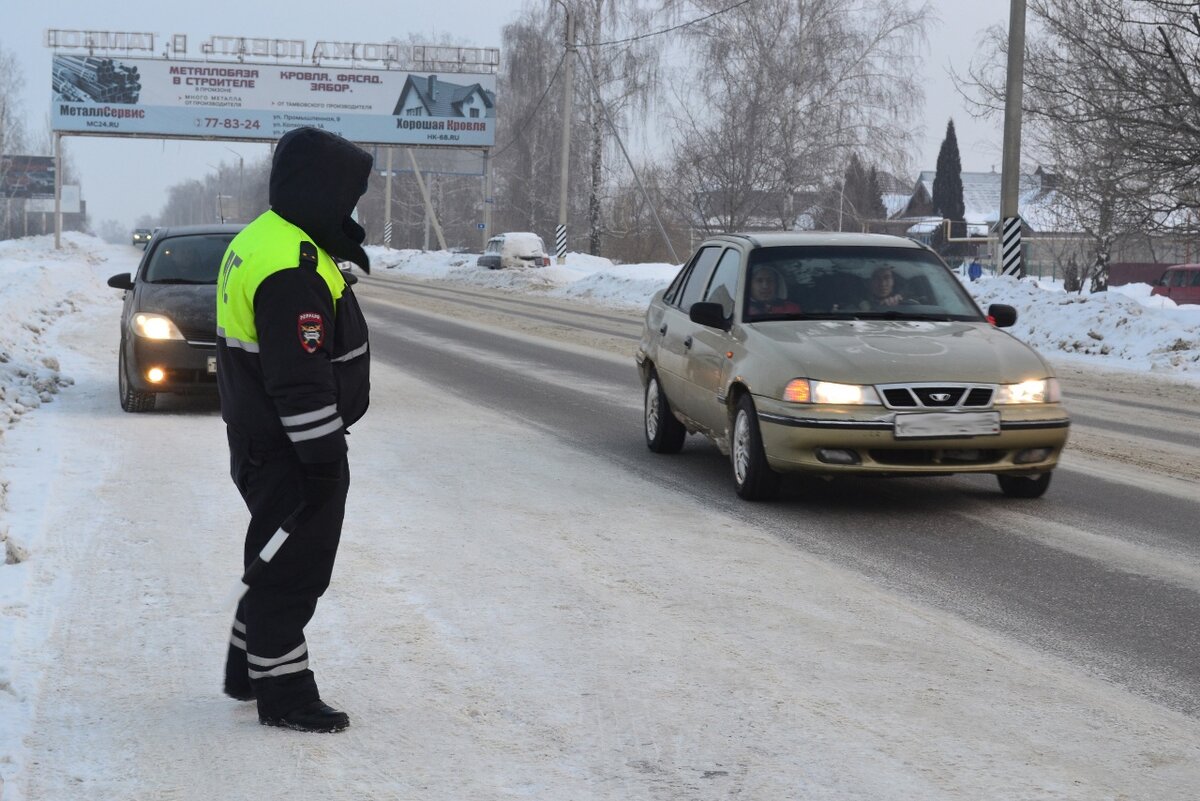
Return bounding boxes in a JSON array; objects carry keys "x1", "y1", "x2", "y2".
[
  {"x1": 577, "y1": 0, "x2": 756, "y2": 48},
  {"x1": 491, "y1": 49, "x2": 567, "y2": 159}
]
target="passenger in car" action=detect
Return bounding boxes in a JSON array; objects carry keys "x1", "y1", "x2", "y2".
[
  {"x1": 746, "y1": 265, "x2": 803, "y2": 317},
  {"x1": 859, "y1": 265, "x2": 906, "y2": 309}
]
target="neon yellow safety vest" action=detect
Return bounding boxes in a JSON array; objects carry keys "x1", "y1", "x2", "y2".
[{"x1": 217, "y1": 209, "x2": 346, "y2": 351}]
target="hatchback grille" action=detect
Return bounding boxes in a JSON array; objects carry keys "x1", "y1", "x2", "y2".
[
  {"x1": 877, "y1": 383, "x2": 994, "y2": 409},
  {"x1": 179, "y1": 325, "x2": 217, "y2": 345}
]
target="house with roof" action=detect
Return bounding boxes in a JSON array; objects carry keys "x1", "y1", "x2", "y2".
[
  {"x1": 393, "y1": 74, "x2": 495, "y2": 119},
  {"x1": 894, "y1": 168, "x2": 1061, "y2": 237}
]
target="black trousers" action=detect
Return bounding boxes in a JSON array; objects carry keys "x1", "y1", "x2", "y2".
[{"x1": 223, "y1": 426, "x2": 349, "y2": 717}]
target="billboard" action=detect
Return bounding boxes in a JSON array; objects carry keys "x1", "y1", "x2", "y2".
[
  {"x1": 0, "y1": 155, "x2": 56, "y2": 198},
  {"x1": 50, "y1": 55, "x2": 496, "y2": 147},
  {"x1": 27, "y1": 186, "x2": 82, "y2": 214}
]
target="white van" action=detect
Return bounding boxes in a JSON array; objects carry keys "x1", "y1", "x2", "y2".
[{"x1": 477, "y1": 232, "x2": 551, "y2": 270}]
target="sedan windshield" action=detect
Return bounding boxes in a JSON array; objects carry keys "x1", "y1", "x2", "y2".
[
  {"x1": 744, "y1": 246, "x2": 985, "y2": 322},
  {"x1": 143, "y1": 234, "x2": 235, "y2": 284}
]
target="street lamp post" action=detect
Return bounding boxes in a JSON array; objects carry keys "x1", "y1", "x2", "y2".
[{"x1": 224, "y1": 146, "x2": 244, "y2": 222}]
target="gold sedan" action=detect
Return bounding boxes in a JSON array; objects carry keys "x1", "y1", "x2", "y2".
[{"x1": 635, "y1": 232, "x2": 1069, "y2": 500}]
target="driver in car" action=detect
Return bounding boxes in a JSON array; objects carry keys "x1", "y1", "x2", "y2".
[{"x1": 859, "y1": 265, "x2": 906, "y2": 309}]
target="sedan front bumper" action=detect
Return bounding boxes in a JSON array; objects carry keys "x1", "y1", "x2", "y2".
[{"x1": 754, "y1": 396, "x2": 1069, "y2": 476}]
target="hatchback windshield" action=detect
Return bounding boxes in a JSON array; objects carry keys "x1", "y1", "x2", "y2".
[
  {"x1": 143, "y1": 234, "x2": 235, "y2": 284},
  {"x1": 744, "y1": 246, "x2": 984, "y2": 322}
]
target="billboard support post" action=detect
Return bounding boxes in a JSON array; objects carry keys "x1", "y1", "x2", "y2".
[
  {"x1": 481, "y1": 148, "x2": 492, "y2": 252},
  {"x1": 408, "y1": 149, "x2": 446, "y2": 251},
  {"x1": 54, "y1": 133, "x2": 63, "y2": 250}
]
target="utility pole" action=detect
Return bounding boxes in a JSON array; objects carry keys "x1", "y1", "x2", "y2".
[
  {"x1": 1000, "y1": 0, "x2": 1026, "y2": 277},
  {"x1": 555, "y1": 4, "x2": 577, "y2": 265},
  {"x1": 384, "y1": 147, "x2": 393, "y2": 248}
]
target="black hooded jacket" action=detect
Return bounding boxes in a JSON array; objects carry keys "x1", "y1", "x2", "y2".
[
  {"x1": 270, "y1": 126, "x2": 373, "y2": 273},
  {"x1": 216, "y1": 127, "x2": 373, "y2": 465}
]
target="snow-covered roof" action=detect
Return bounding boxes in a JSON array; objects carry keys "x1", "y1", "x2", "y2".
[{"x1": 897, "y1": 169, "x2": 1069, "y2": 232}]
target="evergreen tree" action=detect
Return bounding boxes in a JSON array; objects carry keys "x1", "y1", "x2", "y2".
[
  {"x1": 932, "y1": 119, "x2": 965, "y2": 257},
  {"x1": 841, "y1": 153, "x2": 867, "y2": 230},
  {"x1": 865, "y1": 167, "x2": 888, "y2": 230},
  {"x1": 932, "y1": 119, "x2": 965, "y2": 220}
]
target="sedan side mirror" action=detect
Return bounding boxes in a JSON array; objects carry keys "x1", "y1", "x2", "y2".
[
  {"x1": 689, "y1": 301, "x2": 731, "y2": 331},
  {"x1": 987, "y1": 303, "x2": 1018, "y2": 328},
  {"x1": 107, "y1": 273, "x2": 135, "y2": 291},
  {"x1": 340, "y1": 270, "x2": 358, "y2": 286}
]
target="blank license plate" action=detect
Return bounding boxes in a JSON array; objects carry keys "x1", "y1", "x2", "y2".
[
  {"x1": 207, "y1": 356, "x2": 217, "y2": 374},
  {"x1": 894, "y1": 411, "x2": 1000, "y2": 439}
]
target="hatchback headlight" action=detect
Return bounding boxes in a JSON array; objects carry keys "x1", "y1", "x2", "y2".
[
  {"x1": 132, "y1": 313, "x2": 184, "y2": 340},
  {"x1": 996, "y1": 378, "x2": 1060, "y2": 404},
  {"x1": 783, "y1": 379, "x2": 882, "y2": 405}
]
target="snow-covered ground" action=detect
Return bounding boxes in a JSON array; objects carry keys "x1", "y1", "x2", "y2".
[{"x1": 1, "y1": 233, "x2": 1199, "y2": 799}]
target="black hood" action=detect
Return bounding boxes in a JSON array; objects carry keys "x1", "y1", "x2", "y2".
[{"x1": 269, "y1": 126, "x2": 374, "y2": 272}]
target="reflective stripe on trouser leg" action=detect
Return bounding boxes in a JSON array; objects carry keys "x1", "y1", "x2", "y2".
[
  {"x1": 229, "y1": 616, "x2": 247, "y2": 651},
  {"x1": 247, "y1": 641, "x2": 310, "y2": 679}
]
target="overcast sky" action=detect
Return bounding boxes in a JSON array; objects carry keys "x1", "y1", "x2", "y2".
[{"x1": 4, "y1": 0, "x2": 1010, "y2": 234}]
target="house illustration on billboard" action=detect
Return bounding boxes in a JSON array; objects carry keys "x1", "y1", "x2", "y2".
[{"x1": 393, "y1": 74, "x2": 495, "y2": 119}]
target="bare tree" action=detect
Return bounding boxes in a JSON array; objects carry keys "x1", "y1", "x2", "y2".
[
  {"x1": 963, "y1": 0, "x2": 1194, "y2": 288},
  {"x1": 573, "y1": 0, "x2": 663, "y2": 255},
  {"x1": 666, "y1": 0, "x2": 928, "y2": 235},
  {"x1": 0, "y1": 44, "x2": 30, "y2": 240},
  {"x1": 492, "y1": 6, "x2": 578, "y2": 241}
]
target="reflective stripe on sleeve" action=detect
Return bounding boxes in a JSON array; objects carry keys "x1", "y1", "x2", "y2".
[
  {"x1": 280, "y1": 404, "x2": 339, "y2": 427},
  {"x1": 332, "y1": 343, "x2": 368, "y2": 363},
  {"x1": 286, "y1": 417, "x2": 344, "y2": 443},
  {"x1": 280, "y1": 402, "x2": 343, "y2": 444}
]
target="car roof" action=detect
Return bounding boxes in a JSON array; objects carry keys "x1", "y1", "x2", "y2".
[
  {"x1": 1164, "y1": 263, "x2": 1200, "y2": 270},
  {"x1": 152, "y1": 223, "x2": 243, "y2": 238},
  {"x1": 703, "y1": 231, "x2": 927, "y2": 250}
]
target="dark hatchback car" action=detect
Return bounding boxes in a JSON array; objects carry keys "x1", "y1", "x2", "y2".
[{"x1": 107, "y1": 224, "x2": 242, "y2": 411}]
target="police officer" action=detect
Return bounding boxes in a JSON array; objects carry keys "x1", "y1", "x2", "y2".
[{"x1": 216, "y1": 126, "x2": 372, "y2": 733}]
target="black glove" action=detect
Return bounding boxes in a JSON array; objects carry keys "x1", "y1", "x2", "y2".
[{"x1": 301, "y1": 460, "x2": 343, "y2": 513}]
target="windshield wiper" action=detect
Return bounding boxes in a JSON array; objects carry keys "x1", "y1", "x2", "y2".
[{"x1": 151, "y1": 278, "x2": 215, "y2": 285}]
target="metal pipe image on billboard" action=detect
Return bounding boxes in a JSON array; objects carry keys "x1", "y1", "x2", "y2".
[{"x1": 49, "y1": 55, "x2": 496, "y2": 147}]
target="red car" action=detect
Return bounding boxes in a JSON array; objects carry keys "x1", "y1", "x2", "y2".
[{"x1": 1150, "y1": 264, "x2": 1200, "y2": 306}]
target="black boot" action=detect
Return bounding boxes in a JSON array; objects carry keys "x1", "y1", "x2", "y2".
[
  {"x1": 260, "y1": 700, "x2": 350, "y2": 733},
  {"x1": 224, "y1": 683, "x2": 254, "y2": 702}
]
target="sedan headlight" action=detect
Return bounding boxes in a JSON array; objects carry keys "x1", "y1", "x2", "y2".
[
  {"x1": 996, "y1": 378, "x2": 1060, "y2": 404},
  {"x1": 132, "y1": 313, "x2": 184, "y2": 340},
  {"x1": 783, "y1": 379, "x2": 882, "y2": 405}
]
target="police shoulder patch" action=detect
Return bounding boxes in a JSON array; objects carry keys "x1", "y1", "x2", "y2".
[
  {"x1": 297, "y1": 312, "x2": 324, "y2": 353},
  {"x1": 299, "y1": 241, "x2": 319, "y2": 269}
]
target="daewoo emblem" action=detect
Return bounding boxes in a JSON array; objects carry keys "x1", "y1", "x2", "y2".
[{"x1": 930, "y1": 393, "x2": 952, "y2": 402}]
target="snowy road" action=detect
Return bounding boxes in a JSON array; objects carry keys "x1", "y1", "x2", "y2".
[{"x1": 3, "y1": 246, "x2": 1199, "y2": 800}]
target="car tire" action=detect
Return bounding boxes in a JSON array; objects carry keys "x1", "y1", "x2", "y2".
[
  {"x1": 997, "y1": 472, "x2": 1051, "y2": 498},
  {"x1": 731, "y1": 395, "x2": 780, "y2": 501},
  {"x1": 118, "y1": 345, "x2": 156, "y2": 413},
  {"x1": 644, "y1": 369, "x2": 686, "y2": 453}
]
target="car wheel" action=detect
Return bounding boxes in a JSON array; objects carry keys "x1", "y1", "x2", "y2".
[
  {"x1": 731, "y1": 395, "x2": 780, "y2": 501},
  {"x1": 644, "y1": 369, "x2": 686, "y2": 453},
  {"x1": 997, "y1": 472, "x2": 1051, "y2": 498},
  {"x1": 118, "y1": 345, "x2": 156, "y2": 413}
]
